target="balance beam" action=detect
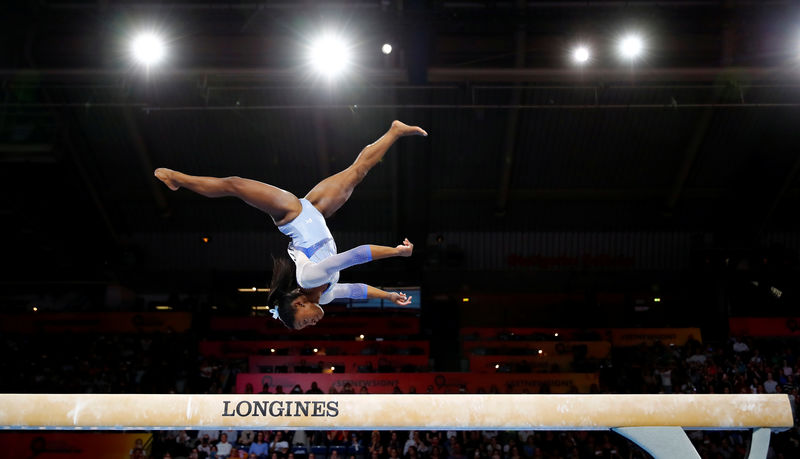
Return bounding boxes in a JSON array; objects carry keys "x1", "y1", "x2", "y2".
[{"x1": 0, "y1": 394, "x2": 793, "y2": 459}]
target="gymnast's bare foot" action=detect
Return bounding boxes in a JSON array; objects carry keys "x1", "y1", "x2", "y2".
[
  {"x1": 154, "y1": 168, "x2": 180, "y2": 191},
  {"x1": 391, "y1": 120, "x2": 428, "y2": 137}
]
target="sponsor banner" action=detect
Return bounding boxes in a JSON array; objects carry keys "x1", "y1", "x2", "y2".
[
  {"x1": 0, "y1": 313, "x2": 191, "y2": 333},
  {"x1": 0, "y1": 433, "x2": 151, "y2": 459},
  {"x1": 729, "y1": 317, "x2": 800, "y2": 337},
  {"x1": 249, "y1": 355, "x2": 429, "y2": 373},
  {"x1": 236, "y1": 372, "x2": 599, "y2": 394},
  {"x1": 211, "y1": 316, "x2": 420, "y2": 336},
  {"x1": 609, "y1": 328, "x2": 702, "y2": 347},
  {"x1": 468, "y1": 354, "x2": 578, "y2": 373},
  {"x1": 462, "y1": 341, "x2": 611, "y2": 359},
  {"x1": 200, "y1": 340, "x2": 430, "y2": 359}
]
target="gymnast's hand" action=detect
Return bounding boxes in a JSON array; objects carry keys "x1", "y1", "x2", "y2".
[
  {"x1": 395, "y1": 238, "x2": 414, "y2": 257},
  {"x1": 388, "y1": 291, "x2": 413, "y2": 306}
]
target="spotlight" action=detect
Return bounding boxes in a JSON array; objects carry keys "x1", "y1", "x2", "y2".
[
  {"x1": 618, "y1": 34, "x2": 644, "y2": 60},
  {"x1": 131, "y1": 32, "x2": 166, "y2": 66},
  {"x1": 313, "y1": 348, "x2": 318, "y2": 353},
  {"x1": 495, "y1": 364, "x2": 500, "y2": 369},
  {"x1": 381, "y1": 43, "x2": 393, "y2": 55},
  {"x1": 572, "y1": 46, "x2": 590, "y2": 64},
  {"x1": 538, "y1": 349, "x2": 543, "y2": 355},
  {"x1": 309, "y1": 33, "x2": 351, "y2": 77},
  {"x1": 270, "y1": 348, "x2": 276, "y2": 353}
]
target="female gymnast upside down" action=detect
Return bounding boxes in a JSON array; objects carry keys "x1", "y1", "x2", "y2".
[{"x1": 154, "y1": 120, "x2": 427, "y2": 330}]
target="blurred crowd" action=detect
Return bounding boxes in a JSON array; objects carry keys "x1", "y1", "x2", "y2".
[{"x1": 3, "y1": 330, "x2": 799, "y2": 458}]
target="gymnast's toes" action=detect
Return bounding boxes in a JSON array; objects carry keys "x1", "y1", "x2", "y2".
[
  {"x1": 392, "y1": 120, "x2": 428, "y2": 137},
  {"x1": 154, "y1": 168, "x2": 180, "y2": 191}
]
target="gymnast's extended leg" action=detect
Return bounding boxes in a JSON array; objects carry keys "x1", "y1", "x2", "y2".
[
  {"x1": 304, "y1": 120, "x2": 427, "y2": 218},
  {"x1": 153, "y1": 169, "x2": 302, "y2": 225}
]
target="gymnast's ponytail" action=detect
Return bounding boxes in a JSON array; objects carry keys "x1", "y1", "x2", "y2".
[{"x1": 267, "y1": 257, "x2": 303, "y2": 329}]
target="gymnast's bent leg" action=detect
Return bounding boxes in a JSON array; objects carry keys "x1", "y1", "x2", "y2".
[
  {"x1": 153, "y1": 169, "x2": 302, "y2": 226},
  {"x1": 304, "y1": 120, "x2": 427, "y2": 218}
]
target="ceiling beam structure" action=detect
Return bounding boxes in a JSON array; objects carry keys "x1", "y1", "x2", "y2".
[{"x1": 1, "y1": 67, "x2": 796, "y2": 84}]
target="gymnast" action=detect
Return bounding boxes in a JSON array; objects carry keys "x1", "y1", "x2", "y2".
[{"x1": 154, "y1": 120, "x2": 427, "y2": 330}]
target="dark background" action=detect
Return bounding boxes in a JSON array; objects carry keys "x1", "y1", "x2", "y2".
[{"x1": 3, "y1": 0, "x2": 800, "y2": 340}]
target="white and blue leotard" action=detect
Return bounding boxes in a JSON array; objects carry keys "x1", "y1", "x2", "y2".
[{"x1": 277, "y1": 198, "x2": 371, "y2": 305}]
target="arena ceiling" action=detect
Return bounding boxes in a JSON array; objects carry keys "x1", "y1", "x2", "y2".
[{"x1": 3, "y1": 0, "x2": 800, "y2": 290}]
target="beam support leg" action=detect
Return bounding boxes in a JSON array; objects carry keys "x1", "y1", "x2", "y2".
[
  {"x1": 746, "y1": 428, "x2": 771, "y2": 459},
  {"x1": 613, "y1": 427, "x2": 700, "y2": 459}
]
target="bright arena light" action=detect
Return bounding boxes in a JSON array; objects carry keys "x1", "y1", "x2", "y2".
[
  {"x1": 309, "y1": 33, "x2": 351, "y2": 77},
  {"x1": 572, "y1": 46, "x2": 590, "y2": 64},
  {"x1": 619, "y1": 34, "x2": 644, "y2": 60},
  {"x1": 130, "y1": 32, "x2": 166, "y2": 66},
  {"x1": 381, "y1": 43, "x2": 393, "y2": 55}
]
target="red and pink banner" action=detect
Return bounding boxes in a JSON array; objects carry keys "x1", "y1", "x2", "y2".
[
  {"x1": 461, "y1": 327, "x2": 702, "y2": 347},
  {"x1": 200, "y1": 340, "x2": 429, "y2": 358},
  {"x1": 211, "y1": 316, "x2": 420, "y2": 336},
  {"x1": 249, "y1": 355, "x2": 429, "y2": 373},
  {"x1": 461, "y1": 340, "x2": 611, "y2": 359},
  {"x1": 461, "y1": 327, "x2": 589, "y2": 340},
  {"x1": 236, "y1": 372, "x2": 599, "y2": 394},
  {"x1": 0, "y1": 312, "x2": 191, "y2": 333},
  {"x1": 729, "y1": 317, "x2": 800, "y2": 337},
  {"x1": 468, "y1": 354, "x2": 578, "y2": 373}
]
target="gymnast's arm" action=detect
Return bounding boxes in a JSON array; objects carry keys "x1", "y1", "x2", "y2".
[
  {"x1": 326, "y1": 283, "x2": 413, "y2": 306},
  {"x1": 296, "y1": 239, "x2": 413, "y2": 288}
]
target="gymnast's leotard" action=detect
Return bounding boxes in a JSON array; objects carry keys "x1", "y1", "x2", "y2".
[{"x1": 277, "y1": 198, "x2": 372, "y2": 304}]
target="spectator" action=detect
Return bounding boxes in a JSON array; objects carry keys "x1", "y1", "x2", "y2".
[
  {"x1": 198, "y1": 434, "x2": 213, "y2": 457},
  {"x1": 765, "y1": 373, "x2": 779, "y2": 393},
  {"x1": 306, "y1": 382, "x2": 324, "y2": 394},
  {"x1": 368, "y1": 431, "x2": 384, "y2": 457},
  {"x1": 240, "y1": 431, "x2": 256, "y2": 448},
  {"x1": 222, "y1": 430, "x2": 239, "y2": 446},
  {"x1": 250, "y1": 431, "x2": 270, "y2": 458},
  {"x1": 449, "y1": 442, "x2": 466, "y2": 459},
  {"x1": 199, "y1": 430, "x2": 220, "y2": 443},
  {"x1": 218, "y1": 433, "x2": 234, "y2": 458},
  {"x1": 271, "y1": 431, "x2": 290, "y2": 456},
  {"x1": 130, "y1": 438, "x2": 145, "y2": 459},
  {"x1": 403, "y1": 432, "x2": 427, "y2": 456},
  {"x1": 347, "y1": 433, "x2": 364, "y2": 458},
  {"x1": 387, "y1": 432, "x2": 401, "y2": 453}
]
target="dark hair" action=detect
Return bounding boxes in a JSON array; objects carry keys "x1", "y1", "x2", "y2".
[{"x1": 267, "y1": 256, "x2": 303, "y2": 329}]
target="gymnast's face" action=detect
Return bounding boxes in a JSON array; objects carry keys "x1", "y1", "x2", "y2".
[{"x1": 292, "y1": 296, "x2": 324, "y2": 329}]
